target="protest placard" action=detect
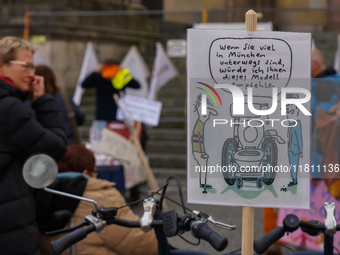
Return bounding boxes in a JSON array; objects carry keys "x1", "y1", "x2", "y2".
[
  {"x1": 121, "y1": 45, "x2": 150, "y2": 99},
  {"x1": 148, "y1": 42, "x2": 179, "y2": 100},
  {"x1": 167, "y1": 39, "x2": 187, "y2": 57},
  {"x1": 116, "y1": 94, "x2": 162, "y2": 126},
  {"x1": 73, "y1": 42, "x2": 99, "y2": 105},
  {"x1": 100, "y1": 128, "x2": 146, "y2": 189},
  {"x1": 187, "y1": 28, "x2": 311, "y2": 208},
  {"x1": 89, "y1": 127, "x2": 147, "y2": 189}
]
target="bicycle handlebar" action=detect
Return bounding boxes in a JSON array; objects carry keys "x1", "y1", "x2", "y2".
[
  {"x1": 50, "y1": 218, "x2": 164, "y2": 254},
  {"x1": 50, "y1": 224, "x2": 96, "y2": 255},
  {"x1": 254, "y1": 213, "x2": 340, "y2": 254},
  {"x1": 49, "y1": 214, "x2": 229, "y2": 254},
  {"x1": 111, "y1": 218, "x2": 163, "y2": 228},
  {"x1": 47, "y1": 176, "x2": 233, "y2": 254},
  {"x1": 253, "y1": 226, "x2": 285, "y2": 254},
  {"x1": 191, "y1": 221, "x2": 228, "y2": 251}
]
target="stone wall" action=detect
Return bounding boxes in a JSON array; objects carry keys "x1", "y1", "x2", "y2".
[{"x1": 0, "y1": 0, "x2": 162, "y2": 92}]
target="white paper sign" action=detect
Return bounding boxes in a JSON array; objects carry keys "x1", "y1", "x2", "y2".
[
  {"x1": 116, "y1": 94, "x2": 163, "y2": 126},
  {"x1": 89, "y1": 128, "x2": 146, "y2": 189},
  {"x1": 187, "y1": 29, "x2": 311, "y2": 208},
  {"x1": 167, "y1": 39, "x2": 187, "y2": 57},
  {"x1": 89, "y1": 128, "x2": 102, "y2": 153},
  {"x1": 101, "y1": 128, "x2": 146, "y2": 189},
  {"x1": 100, "y1": 128, "x2": 139, "y2": 164}
]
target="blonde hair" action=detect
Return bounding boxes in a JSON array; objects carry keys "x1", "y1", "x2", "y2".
[{"x1": 0, "y1": 36, "x2": 35, "y2": 63}]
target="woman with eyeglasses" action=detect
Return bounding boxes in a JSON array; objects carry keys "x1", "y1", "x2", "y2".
[{"x1": 0, "y1": 36, "x2": 67, "y2": 255}]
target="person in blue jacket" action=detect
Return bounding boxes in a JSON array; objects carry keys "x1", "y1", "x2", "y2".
[{"x1": 311, "y1": 48, "x2": 340, "y2": 178}]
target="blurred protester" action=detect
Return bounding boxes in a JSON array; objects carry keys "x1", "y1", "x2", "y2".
[
  {"x1": 81, "y1": 58, "x2": 148, "y2": 150},
  {"x1": 81, "y1": 58, "x2": 140, "y2": 130},
  {"x1": 37, "y1": 144, "x2": 158, "y2": 255},
  {"x1": 0, "y1": 36, "x2": 66, "y2": 255},
  {"x1": 27, "y1": 65, "x2": 85, "y2": 145},
  {"x1": 311, "y1": 48, "x2": 340, "y2": 197}
]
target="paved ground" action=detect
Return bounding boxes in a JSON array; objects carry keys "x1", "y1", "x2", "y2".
[{"x1": 130, "y1": 169, "x2": 265, "y2": 255}]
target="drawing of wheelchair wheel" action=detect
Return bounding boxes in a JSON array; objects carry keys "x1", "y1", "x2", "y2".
[
  {"x1": 236, "y1": 178, "x2": 243, "y2": 189},
  {"x1": 222, "y1": 138, "x2": 238, "y2": 185},
  {"x1": 256, "y1": 178, "x2": 263, "y2": 189},
  {"x1": 261, "y1": 139, "x2": 277, "y2": 185}
]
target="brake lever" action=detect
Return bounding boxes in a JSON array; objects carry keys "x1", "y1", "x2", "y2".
[
  {"x1": 192, "y1": 210, "x2": 236, "y2": 231},
  {"x1": 324, "y1": 200, "x2": 336, "y2": 236},
  {"x1": 85, "y1": 215, "x2": 106, "y2": 233},
  {"x1": 140, "y1": 197, "x2": 157, "y2": 232},
  {"x1": 207, "y1": 216, "x2": 236, "y2": 231}
]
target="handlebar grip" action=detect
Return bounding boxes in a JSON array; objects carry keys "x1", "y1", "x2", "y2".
[
  {"x1": 50, "y1": 225, "x2": 96, "y2": 255},
  {"x1": 253, "y1": 226, "x2": 285, "y2": 254},
  {"x1": 192, "y1": 222, "x2": 228, "y2": 251}
]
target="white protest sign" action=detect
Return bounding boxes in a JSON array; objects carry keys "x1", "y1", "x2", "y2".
[
  {"x1": 99, "y1": 128, "x2": 146, "y2": 189},
  {"x1": 115, "y1": 94, "x2": 134, "y2": 133},
  {"x1": 73, "y1": 42, "x2": 99, "y2": 105},
  {"x1": 89, "y1": 128, "x2": 102, "y2": 153},
  {"x1": 116, "y1": 94, "x2": 162, "y2": 126},
  {"x1": 123, "y1": 163, "x2": 147, "y2": 190},
  {"x1": 33, "y1": 49, "x2": 50, "y2": 66},
  {"x1": 100, "y1": 128, "x2": 139, "y2": 164},
  {"x1": 187, "y1": 29, "x2": 311, "y2": 208},
  {"x1": 148, "y1": 42, "x2": 179, "y2": 100},
  {"x1": 121, "y1": 45, "x2": 150, "y2": 99},
  {"x1": 167, "y1": 39, "x2": 187, "y2": 58}
]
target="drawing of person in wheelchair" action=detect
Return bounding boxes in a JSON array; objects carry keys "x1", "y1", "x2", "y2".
[{"x1": 222, "y1": 102, "x2": 285, "y2": 189}]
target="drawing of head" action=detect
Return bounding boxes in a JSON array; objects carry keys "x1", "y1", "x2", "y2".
[
  {"x1": 194, "y1": 93, "x2": 214, "y2": 112},
  {"x1": 286, "y1": 93, "x2": 300, "y2": 117}
]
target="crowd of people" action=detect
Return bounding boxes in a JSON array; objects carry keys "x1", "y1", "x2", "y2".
[{"x1": 1, "y1": 34, "x2": 340, "y2": 255}]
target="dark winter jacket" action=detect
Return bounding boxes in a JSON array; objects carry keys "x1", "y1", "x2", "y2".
[
  {"x1": 0, "y1": 78, "x2": 67, "y2": 255},
  {"x1": 26, "y1": 92, "x2": 85, "y2": 145},
  {"x1": 54, "y1": 92, "x2": 85, "y2": 145},
  {"x1": 81, "y1": 72, "x2": 140, "y2": 121}
]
